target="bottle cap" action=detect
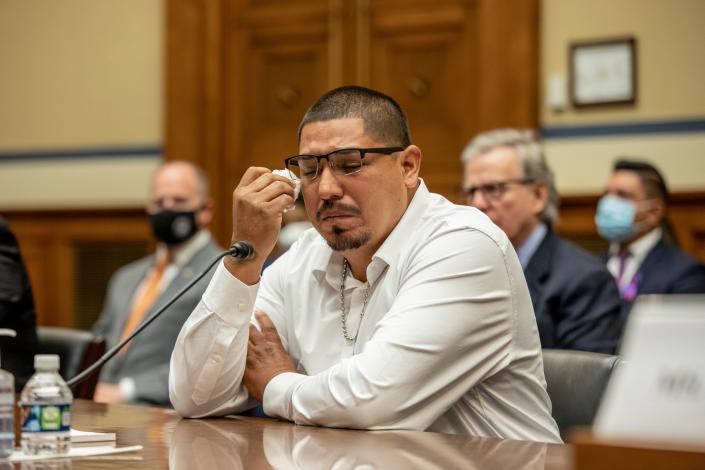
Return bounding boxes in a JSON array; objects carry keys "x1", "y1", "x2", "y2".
[{"x1": 34, "y1": 354, "x2": 60, "y2": 371}]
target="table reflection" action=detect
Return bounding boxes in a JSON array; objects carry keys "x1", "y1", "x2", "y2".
[
  {"x1": 169, "y1": 417, "x2": 554, "y2": 470},
  {"x1": 17, "y1": 460, "x2": 72, "y2": 470}
]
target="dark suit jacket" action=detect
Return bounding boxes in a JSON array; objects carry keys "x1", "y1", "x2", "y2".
[
  {"x1": 524, "y1": 230, "x2": 622, "y2": 354},
  {"x1": 617, "y1": 239, "x2": 705, "y2": 321},
  {"x1": 0, "y1": 217, "x2": 39, "y2": 390},
  {"x1": 93, "y1": 236, "x2": 221, "y2": 406}
]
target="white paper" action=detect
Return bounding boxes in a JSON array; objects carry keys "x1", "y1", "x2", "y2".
[
  {"x1": 70, "y1": 428, "x2": 117, "y2": 443},
  {"x1": 8, "y1": 444, "x2": 143, "y2": 462}
]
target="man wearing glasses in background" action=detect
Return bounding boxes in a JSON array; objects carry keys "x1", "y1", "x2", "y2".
[
  {"x1": 461, "y1": 129, "x2": 622, "y2": 353},
  {"x1": 170, "y1": 86, "x2": 561, "y2": 443}
]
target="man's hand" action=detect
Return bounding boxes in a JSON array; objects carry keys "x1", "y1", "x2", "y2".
[
  {"x1": 244, "y1": 312, "x2": 297, "y2": 403},
  {"x1": 226, "y1": 167, "x2": 296, "y2": 285},
  {"x1": 93, "y1": 383, "x2": 124, "y2": 404}
]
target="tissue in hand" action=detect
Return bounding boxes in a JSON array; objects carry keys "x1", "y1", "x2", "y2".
[{"x1": 272, "y1": 169, "x2": 301, "y2": 201}]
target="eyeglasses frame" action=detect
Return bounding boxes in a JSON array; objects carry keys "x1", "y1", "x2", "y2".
[
  {"x1": 461, "y1": 178, "x2": 535, "y2": 202},
  {"x1": 284, "y1": 147, "x2": 405, "y2": 181}
]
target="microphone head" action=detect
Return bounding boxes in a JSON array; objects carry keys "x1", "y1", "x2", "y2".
[{"x1": 229, "y1": 241, "x2": 255, "y2": 260}]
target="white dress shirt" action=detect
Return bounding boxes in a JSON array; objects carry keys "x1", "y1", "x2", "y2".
[
  {"x1": 169, "y1": 182, "x2": 561, "y2": 443},
  {"x1": 516, "y1": 223, "x2": 548, "y2": 269}
]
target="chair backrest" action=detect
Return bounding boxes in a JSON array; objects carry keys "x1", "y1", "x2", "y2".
[
  {"x1": 36, "y1": 327, "x2": 106, "y2": 400},
  {"x1": 541, "y1": 349, "x2": 620, "y2": 437}
]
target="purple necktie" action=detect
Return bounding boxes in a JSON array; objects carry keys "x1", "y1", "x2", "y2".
[{"x1": 616, "y1": 248, "x2": 630, "y2": 286}]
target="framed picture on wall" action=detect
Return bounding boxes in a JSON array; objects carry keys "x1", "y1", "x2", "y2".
[{"x1": 570, "y1": 37, "x2": 637, "y2": 107}]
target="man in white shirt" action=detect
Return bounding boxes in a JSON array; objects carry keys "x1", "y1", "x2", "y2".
[
  {"x1": 93, "y1": 161, "x2": 222, "y2": 406},
  {"x1": 169, "y1": 86, "x2": 561, "y2": 442}
]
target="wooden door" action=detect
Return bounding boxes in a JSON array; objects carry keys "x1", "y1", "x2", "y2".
[{"x1": 166, "y1": 0, "x2": 539, "y2": 247}]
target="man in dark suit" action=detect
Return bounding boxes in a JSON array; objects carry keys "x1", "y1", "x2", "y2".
[
  {"x1": 596, "y1": 159, "x2": 705, "y2": 321},
  {"x1": 92, "y1": 161, "x2": 221, "y2": 406},
  {"x1": 0, "y1": 217, "x2": 39, "y2": 390},
  {"x1": 461, "y1": 129, "x2": 622, "y2": 353}
]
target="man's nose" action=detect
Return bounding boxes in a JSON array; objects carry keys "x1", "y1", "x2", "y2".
[{"x1": 317, "y1": 164, "x2": 344, "y2": 200}]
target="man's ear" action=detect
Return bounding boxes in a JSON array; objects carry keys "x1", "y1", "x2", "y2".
[
  {"x1": 531, "y1": 181, "x2": 549, "y2": 217},
  {"x1": 646, "y1": 198, "x2": 666, "y2": 225},
  {"x1": 400, "y1": 145, "x2": 422, "y2": 189}
]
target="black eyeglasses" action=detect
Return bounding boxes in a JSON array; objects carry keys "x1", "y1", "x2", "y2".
[
  {"x1": 461, "y1": 179, "x2": 534, "y2": 202},
  {"x1": 284, "y1": 147, "x2": 404, "y2": 181}
]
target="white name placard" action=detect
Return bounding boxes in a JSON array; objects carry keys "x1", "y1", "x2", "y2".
[{"x1": 594, "y1": 295, "x2": 705, "y2": 447}]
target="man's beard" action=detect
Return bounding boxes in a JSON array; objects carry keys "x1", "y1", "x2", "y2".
[
  {"x1": 316, "y1": 200, "x2": 370, "y2": 251},
  {"x1": 325, "y1": 227, "x2": 371, "y2": 251}
]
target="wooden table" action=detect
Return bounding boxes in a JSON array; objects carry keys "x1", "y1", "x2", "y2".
[{"x1": 24, "y1": 399, "x2": 573, "y2": 469}]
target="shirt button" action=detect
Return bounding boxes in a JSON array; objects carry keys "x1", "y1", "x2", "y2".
[
  {"x1": 237, "y1": 302, "x2": 247, "y2": 312},
  {"x1": 211, "y1": 355, "x2": 221, "y2": 364}
]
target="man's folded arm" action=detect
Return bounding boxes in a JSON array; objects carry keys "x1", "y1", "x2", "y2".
[{"x1": 169, "y1": 261, "x2": 262, "y2": 417}]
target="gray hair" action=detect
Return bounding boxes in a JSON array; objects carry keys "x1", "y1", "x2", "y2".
[{"x1": 460, "y1": 129, "x2": 559, "y2": 225}]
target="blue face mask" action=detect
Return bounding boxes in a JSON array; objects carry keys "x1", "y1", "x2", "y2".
[{"x1": 595, "y1": 195, "x2": 638, "y2": 242}]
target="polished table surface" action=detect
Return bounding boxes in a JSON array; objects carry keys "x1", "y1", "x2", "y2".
[{"x1": 18, "y1": 399, "x2": 574, "y2": 469}]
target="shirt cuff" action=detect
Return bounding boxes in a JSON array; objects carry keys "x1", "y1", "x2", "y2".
[
  {"x1": 203, "y1": 260, "x2": 260, "y2": 326},
  {"x1": 262, "y1": 372, "x2": 307, "y2": 421},
  {"x1": 119, "y1": 377, "x2": 137, "y2": 401}
]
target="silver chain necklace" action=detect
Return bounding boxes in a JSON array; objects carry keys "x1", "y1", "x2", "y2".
[{"x1": 339, "y1": 259, "x2": 371, "y2": 344}]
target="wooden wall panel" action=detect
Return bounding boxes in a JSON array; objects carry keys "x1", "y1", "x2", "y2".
[
  {"x1": 219, "y1": 2, "x2": 333, "y2": 251},
  {"x1": 475, "y1": 0, "x2": 539, "y2": 130},
  {"x1": 166, "y1": 0, "x2": 229, "y2": 243},
  {"x1": 4, "y1": 209, "x2": 151, "y2": 328},
  {"x1": 371, "y1": 1, "x2": 475, "y2": 197},
  {"x1": 166, "y1": 0, "x2": 540, "y2": 247}
]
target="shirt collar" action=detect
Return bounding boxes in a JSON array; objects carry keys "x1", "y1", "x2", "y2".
[
  {"x1": 608, "y1": 226, "x2": 662, "y2": 259},
  {"x1": 155, "y1": 229, "x2": 211, "y2": 267},
  {"x1": 516, "y1": 223, "x2": 548, "y2": 269},
  {"x1": 311, "y1": 180, "x2": 431, "y2": 286}
]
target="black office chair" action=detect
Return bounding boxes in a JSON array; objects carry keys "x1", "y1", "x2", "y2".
[
  {"x1": 541, "y1": 349, "x2": 620, "y2": 438},
  {"x1": 36, "y1": 326, "x2": 106, "y2": 400}
]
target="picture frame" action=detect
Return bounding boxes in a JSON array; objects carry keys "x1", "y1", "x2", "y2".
[{"x1": 569, "y1": 37, "x2": 637, "y2": 108}]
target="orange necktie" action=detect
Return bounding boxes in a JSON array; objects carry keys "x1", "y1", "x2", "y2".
[{"x1": 119, "y1": 256, "x2": 171, "y2": 349}]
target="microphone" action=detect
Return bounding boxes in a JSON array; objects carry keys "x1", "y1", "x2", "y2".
[
  {"x1": 228, "y1": 240, "x2": 255, "y2": 260},
  {"x1": 67, "y1": 241, "x2": 256, "y2": 389}
]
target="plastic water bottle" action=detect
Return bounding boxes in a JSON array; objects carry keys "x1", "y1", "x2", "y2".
[
  {"x1": 0, "y1": 328, "x2": 18, "y2": 458},
  {"x1": 0, "y1": 370, "x2": 13, "y2": 459},
  {"x1": 19, "y1": 354, "x2": 72, "y2": 455}
]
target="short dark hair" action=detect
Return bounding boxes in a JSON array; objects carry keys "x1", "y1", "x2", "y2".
[
  {"x1": 614, "y1": 158, "x2": 678, "y2": 246},
  {"x1": 297, "y1": 85, "x2": 412, "y2": 147},
  {"x1": 614, "y1": 158, "x2": 669, "y2": 203}
]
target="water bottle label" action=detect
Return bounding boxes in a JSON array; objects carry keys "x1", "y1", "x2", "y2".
[{"x1": 20, "y1": 404, "x2": 71, "y2": 433}]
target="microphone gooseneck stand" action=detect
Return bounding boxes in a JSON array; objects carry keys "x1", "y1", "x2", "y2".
[{"x1": 67, "y1": 241, "x2": 255, "y2": 389}]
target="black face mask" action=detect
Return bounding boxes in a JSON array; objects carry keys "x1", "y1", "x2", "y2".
[{"x1": 149, "y1": 209, "x2": 199, "y2": 245}]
